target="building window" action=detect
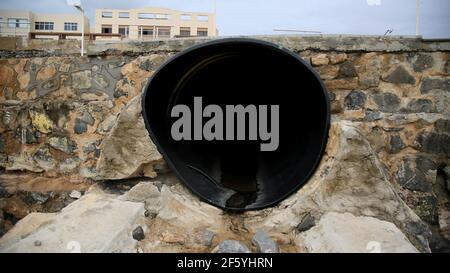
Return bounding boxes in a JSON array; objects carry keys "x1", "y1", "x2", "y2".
[
  {"x1": 197, "y1": 28, "x2": 208, "y2": 37},
  {"x1": 8, "y1": 18, "x2": 29, "y2": 29},
  {"x1": 64, "y1": 22, "x2": 78, "y2": 31},
  {"x1": 119, "y1": 12, "x2": 129, "y2": 18},
  {"x1": 197, "y1": 15, "x2": 209, "y2": 22},
  {"x1": 138, "y1": 13, "x2": 170, "y2": 20},
  {"x1": 119, "y1": 25, "x2": 129, "y2": 37},
  {"x1": 102, "y1": 11, "x2": 113, "y2": 18},
  {"x1": 138, "y1": 13, "x2": 152, "y2": 19},
  {"x1": 180, "y1": 14, "x2": 191, "y2": 21},
  {"x1": 155, "y1": 14, "x2": 170, "y2": 20},
  {"x1": 141, "y1": 27, "x2": 154, "y2": 37},
  {"x1": 101, "y1": 25, "x2": 112, "y2": 34},
  {"x1": 35, "y1": 22, "x2": 54, "y2": 31},
  {"x1": 157, "y1": 26, "x2": 171, "y2": 38},
  {"x1": 179, "y1": 27, "x2": 190, "y2": 37}
]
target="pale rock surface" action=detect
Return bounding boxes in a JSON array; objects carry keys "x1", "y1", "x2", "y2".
[
  {"x1": 0, "y1": 189, "x2": 145, "y2": 253},
  {"x1": 95, "y1": 95, "x2": 163, "y2": 180},
  {"x1": 243, "y1": 121, "x2": 430, "y2": 252},
  {"x1": 296, "y1": 212, "x2": 418, "y2": 253}
]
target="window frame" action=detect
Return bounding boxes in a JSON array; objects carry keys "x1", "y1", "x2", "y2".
[
  {"x1": 118, "y1": 25, "x2": 130, "y2": 37},
  {"x1": 197, "y1": 15, "x2": 209, "y2": 22},
  {"x1": 197, "y1": 28, "x2": 208, "y2": 37},
  {"x1": 141, "y1": 27, "x2": 154, "y2": 37},
  {"x1": 138, "y1": 13, "x2": 170, "y2": 20},
  {"x1": 64, "y1": 22, "x2": 78, "y2": 31},
  {"x1": 156, "y1": 26, "x2": 171, "y2": 38},
  {"x1": 180, "y1": 14, "x2": 192, "y2": 21},
  {"x1": 101, "y1": 24, "x2": 113, "y2": 34},
  {"x1": 35, "y1": 21, "x2": 54, "y2": 31},
  {"x1": 118, "y1": 12, "x2": 130, "y2": 19},
  {"x1": 101, "y1": 11, "x2": 113, "y2": 18},
  {"x1": 9, "y1": 18, "x2": 29, "y2": 29},
  {"x1": 179, "y1": 27, "x2": 191, "y2": 37}
]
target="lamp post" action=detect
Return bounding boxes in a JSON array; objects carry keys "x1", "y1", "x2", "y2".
[
  {"x1": 67, "y1": 0, "x2": 85, "y2": 56},
  {"x1": 416, "y1": 0, "x2": 421, "y2": 36}
]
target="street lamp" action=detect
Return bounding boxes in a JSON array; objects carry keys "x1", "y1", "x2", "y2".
[
  {"x1": 416, "y1": 0, "x2": 421, "y2": 36},
  {"x1": 67, "y1": 0, "x2": 85, "y2": 56}
]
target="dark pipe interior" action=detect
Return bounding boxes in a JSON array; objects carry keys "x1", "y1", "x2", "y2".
[{"x1": 142, "y1": 38, "x2": 330, "y2": 211}]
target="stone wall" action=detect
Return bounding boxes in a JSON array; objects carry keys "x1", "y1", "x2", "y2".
[{"x1": 0, "y1": 35, "x2": 449, "y2": 251}]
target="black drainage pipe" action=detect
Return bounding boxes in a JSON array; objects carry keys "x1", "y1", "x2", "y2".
[{"x1": 142, "y1": 38, "x2": 330, "y2": 211}]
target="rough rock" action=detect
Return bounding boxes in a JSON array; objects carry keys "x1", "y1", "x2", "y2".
[
  {"x1": 0, "y1": 189, "x2": 145, "y2": 253},
  {"x1": 32, "y1": 147, "x2": 56, "y2": 171},
  {"x1": 29, "y1": 192, "x2": 50, "y2": 205},
  {"x1": 413, "y1": 54, "x2": 434, "y2": 72},
  {"x1": 146, "y1": 183, "x2": 223, "y2": 229},
  {"x1": 364, "y1": 110, "x2": 382, "y2": 121},
  {"x1": 47, "y1": 136, "x2": 76, "y2": 153},
  {"x1": 71, "y1": 70, "x2": 92, "y2": 90},
  {"x1": 388, "y1": 134, "x2": 406, "y2": 154},
  {"x1": 296, "y1": 213, "x2": 316, "y2": 232},
  {"x1": 132, "y1": 226, "x2": 145, "y2": 241},
  {"x1": 315, "y1": 65, "x2": 339, "y2": 80},
  {"x1": 0, "y1": 65, "x2": 15, "y2": 87},
  {"x1": 338, "y1": 61, "x2": 358, "y2": 78},
  {"x1": 16, "y1": 127, "x2": 38, "y2": 144},
  {"x1": 59, "y1": 158, "x2": 79, "y2": 173},
  {"x1": 406, "y1": 99, "x2": 434, "y2": 113},
  {"x1": 411, "y1": 196, "x2": 438, "y2": 225},
  {"x1": 329, "y1": 53, "x2": 347, "y2": 65},
  {"x1": 296, "y1": 212, "x2": 418, "y2": 253},
  {"x1": 214, "y1": 240, "x2": 251, "y2": 253},
  {"x1": 325, "y1": 78, "x2": 358, "y2": 90},
  {"x1": 383, "y1": 66, "x2": 415, "y2": 85},
  {"x1": 36, "y1": 65, "x2": 56, "y2": 81},
  {"x1": 160, "y1": 230, "x2": 185, "y2": 244},
  {"x1": 119, "y1": 182, "x2": 160, "y2": 203},
  {"x1": 435, "y1": 119, "x2": 450, "y2": 134},
  {"x1": 311, "y1": 54, "x2": 329, "y2": 66},
  {"x1": 96, "y1": 114, "x2": 117, "y2": 135},
  {"x1": 2, "y1": 196, "x2": 29, "y2": 219},
  {"x1": 420, "y1": 77, "x2": 450, "y2": 94},
  {"x1": 29, "y1": 110, "x2": 53, "y2": 134},
  {"x1": 415, "y1": 155, "x2": 436, "y2": 174},
  {"x1": 415, "y1": 132, "x2": 450, "y2": 156},
  {"x1": 77, "y1": 111, "x2": 95, "y2": 126},
  {"x1": 74, "y1": 119, "x2": 87, "y2": 134},
  {"x1": 372, "y1": 92, "x2": 401, "y2": 113},
  {"x1": 344, "y1": 90, "x2": 366, "y2": 110},
  {"x1": 357, "y1": 53, "x2": 382, "y2": 89},
  {"x1": 252, "y1": 230, "x2": 279, "y2": 253},
  {"x1": 69, "y1": 190, "x2": 82, "y2": 199},
  {"x1": 95, "y1": 96, "x2": 163, "y2": 180},
  {"x1": 194, "y1": 230, "x2": 216, "y2": 247},
  {"x1": 244, "y1": 121, "x2": 430, "y2": 252},
  {"x1": 395, "y1": 158, "x2": 432, "y2": 192}
]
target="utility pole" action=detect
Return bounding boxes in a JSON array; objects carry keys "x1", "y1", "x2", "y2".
[
  {"x1": 67, "y1": 0, "x2": 85, "y2": 56},
  {"x1": 416, "y1": 0, "x2": 421, "y2": 36}
]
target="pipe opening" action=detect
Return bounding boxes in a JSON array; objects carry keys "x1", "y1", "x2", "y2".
[{"x1": 142, "y1": 38, "x2": 330, "y2": 211}]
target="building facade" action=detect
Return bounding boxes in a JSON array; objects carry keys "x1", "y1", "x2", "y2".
[
  {"x1": 95, "y1": 7, "x2": 217, "y2": 40},
  {"x1": 0, "y1": 9, "x2": 90, "y2": 40}
]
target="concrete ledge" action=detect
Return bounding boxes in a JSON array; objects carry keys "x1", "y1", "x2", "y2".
[{"x1": 1, "y1": 35, "x2": 449, "y2": 58}]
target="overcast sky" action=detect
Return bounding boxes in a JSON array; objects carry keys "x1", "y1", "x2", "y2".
[{"x1": 0, "y1": 0, "x2": 449, "y2": 38}]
